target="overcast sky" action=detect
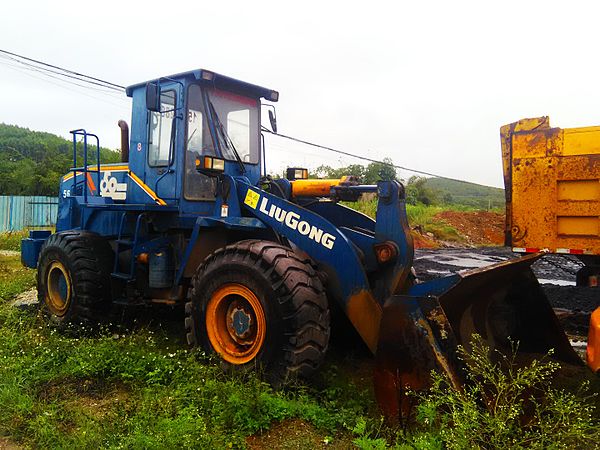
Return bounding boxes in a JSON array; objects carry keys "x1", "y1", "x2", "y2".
[{"x1": 1, "y1": 0, "x2": 599, "y2": 188}]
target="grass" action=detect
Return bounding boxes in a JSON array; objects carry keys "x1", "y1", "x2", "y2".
[
  {"x1": 0, "y1": 253, "x2": 35, "y2": 302},
  {"x1": 0, "y1": 230, "x2": 28, "y2": 252},
  {"x1": 0, "y1": 254, "x2": 374, "y2": 449},
  {"x1": 344, "y1": 200, "x2": 470, "y2": 242},
  {"x1": 0, "y1": 253, "x2": 597, "y2": 449},
  {"x1": 0, "y1": 307, "x2": 372, "y2": 448}
]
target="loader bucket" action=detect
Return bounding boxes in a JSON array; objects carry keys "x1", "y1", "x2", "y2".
[{"x1": 374, "y1": 253, "x2": 582, "y2": 421}]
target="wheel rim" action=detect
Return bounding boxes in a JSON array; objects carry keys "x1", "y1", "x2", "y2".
[
  {"x1": 206, "y1": 283, "x2": 266, "y2": 365},
  {"x1": 46, "y1": 261, "x2": 72, "y2": 316}
]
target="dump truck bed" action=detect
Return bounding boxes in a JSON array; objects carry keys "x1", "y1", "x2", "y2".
[{"x1": 501, "y1": 117, "x2": 600, "y2": 256}]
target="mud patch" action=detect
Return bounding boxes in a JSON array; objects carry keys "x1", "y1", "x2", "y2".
[
  {"x1": 246, "y1": 419, "x2": 353, "y2": 450},
  {"x1": 0, "y1": 437, "x2": 21, "y2": 450},
  {"x1": 412, "y1": 231, "x2": 439, "y2": 249},
  {"x1": 414, "y1": 247, "x2": 513, "y2": 282},
  {"x1": 38, "y1": 377, "x2": 130, "y2": 421},
  {"x1": 434, "y1": 211, "x2": 504, "y2": 246},
  {"x1": 11, "y1": 288, "x2": 38, "y2": 309}
]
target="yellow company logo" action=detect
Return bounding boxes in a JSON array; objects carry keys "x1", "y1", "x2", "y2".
[{"x1": 244, "y1": 189, "x2": 261, "y2": 209}]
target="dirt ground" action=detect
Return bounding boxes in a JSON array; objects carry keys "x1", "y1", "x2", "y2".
[
  {"x1": 246, "y1": 419, "x2": 354, "y2": 450},
  {"x1": 412, "y1": 231, "x2": 438, "y2": 249},
  {"x1": 0, "y1": 438, "x2": 20, "y2": 450},
  {"x1": 434, "y1": 210, "x2": 505, "y2": 246}
]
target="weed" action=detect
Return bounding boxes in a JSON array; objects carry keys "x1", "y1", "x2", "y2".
[
  {"x1": 351, "y1": 417, "x2": 388, "y2": 449},
  {"x1": 404, "y1": 335, "x2": 599, "y2": 450},
  {"x1": 344, "y1": 200, "x2": 465, "y2": 242},
  {"x1": 0, "y1": 230, "x2": 28, "y2": 251}
]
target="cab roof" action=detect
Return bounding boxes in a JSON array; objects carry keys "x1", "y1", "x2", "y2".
[{"x1": 125, "y1": 69, "x2": 279, "y2": 102}]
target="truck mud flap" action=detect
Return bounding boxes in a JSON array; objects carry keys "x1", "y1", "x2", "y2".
[{"x1": 374, "y1": 253, "x2": 582, "y2": 421}]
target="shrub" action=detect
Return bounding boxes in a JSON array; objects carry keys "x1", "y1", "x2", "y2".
[{"x1": 407, "y1": 335, "x2": 599, "y2": 449}]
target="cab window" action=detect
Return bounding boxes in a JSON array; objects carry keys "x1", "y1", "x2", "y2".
[
  {"x1": 148, "y1": 90, "x2": 176, "y2": 167},
  {"x1": 184, "y1": 84, "x2": 216, "y2": 200}
]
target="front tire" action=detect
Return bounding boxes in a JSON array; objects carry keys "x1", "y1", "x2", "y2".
[
  {"x1": 37, "y1": 231, "x2": 114, "y2": 325},
  {"x1": 185, "y1": 240, "x2": 330, "y2": 385}
]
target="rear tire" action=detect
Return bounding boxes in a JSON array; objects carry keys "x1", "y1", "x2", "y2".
[
  {"x1": 37, "y1": 231, "x2": 114, "y2": 326},
  {"x1": 185, "y1": 240, "x2": 330, "y2": 385}
]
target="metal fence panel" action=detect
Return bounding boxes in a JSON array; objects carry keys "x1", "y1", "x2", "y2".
[
  {"x1": 0, "y1": 196, "x2": 9, "y2": 231},
  {"x1": 0, "y1": 196, "x2": 58, "y2": 231}
]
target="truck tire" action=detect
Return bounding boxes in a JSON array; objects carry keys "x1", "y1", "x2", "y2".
[
  {"x1": 37, "y1": 231, "x2": 113, "y2": 325},
  {"x1": 185, "y1": 240, "x2": 330, "y2": 385}
]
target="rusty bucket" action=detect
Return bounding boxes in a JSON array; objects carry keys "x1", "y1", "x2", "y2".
[{"x1": 374, "y1": 253, "x2": 581, "y2": 421}]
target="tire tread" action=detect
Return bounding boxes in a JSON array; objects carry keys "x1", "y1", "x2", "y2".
[{"x1": 185, "y1": 239, "x2": 330, "y2": 384}]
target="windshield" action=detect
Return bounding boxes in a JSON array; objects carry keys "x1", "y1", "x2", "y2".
[
  {"x1": 184, "y1": 84, "x2": 260, "y2": 201},
  {"x1": 206, "y1": 87, "x2": 260, "y2": 164}
]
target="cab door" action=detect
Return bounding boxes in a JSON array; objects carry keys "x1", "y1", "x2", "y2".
[
  {"x1": 145, "y1": 87, "x2": 180, "y2": 202},
  {"x1": 181, "y1": 83, "x2": 218, "y2": 208}
]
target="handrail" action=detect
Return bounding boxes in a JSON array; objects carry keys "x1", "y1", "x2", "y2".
[{"x1": 69, "y1": 129, "x2": 101, "y2": 204}]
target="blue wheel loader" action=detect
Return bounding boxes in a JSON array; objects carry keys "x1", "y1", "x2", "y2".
[{"x1": 21, "y1": 69, "x2": 581, "y2": 419}]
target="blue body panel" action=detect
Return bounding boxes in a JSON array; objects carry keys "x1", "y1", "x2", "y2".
[
  {"x1": 237, "y1": 180, "x2": 372, "y2": 306},
  {"x1": 21, "y1": 230, "x2": 52, "y2": 268}
]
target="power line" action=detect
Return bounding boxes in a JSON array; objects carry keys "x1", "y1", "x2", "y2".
[
  {"x1": 0, "y1": 61, "x2": 130, "y2": 111},
  {"x1": 0, "y1": 53, "x2": 124, "y2": 93},
  {"x1": 0, "y1": 54, "x2": 124, "y2": 94},
  {"x1": 0, "y1": 57, "x2": 125, "y2": 98},
  {"x1": 0, "y1": 48, "x2": 499, "y2": 189},
  {"x1": 262, "y1": 129, "x2": 499, "y2": 189},
  {"x1": 0, "y1": 48, "x2": 125, "y2": 90}
]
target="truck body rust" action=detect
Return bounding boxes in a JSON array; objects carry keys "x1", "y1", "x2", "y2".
[{"x1": 501, "y1": 117, "x2": 600, "y2": 255}]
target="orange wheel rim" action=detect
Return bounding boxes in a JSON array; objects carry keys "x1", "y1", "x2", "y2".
[
  {"x1": 206, "y1": 283, "x2": 266, "y2": 365},
  {"x1": 46, "y1": 261, "x2": 71, "y2": 316}
]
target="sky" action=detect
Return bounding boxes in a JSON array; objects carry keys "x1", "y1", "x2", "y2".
[{"x1": 1, "y1": 0, "x2": 600, "y2": 188}]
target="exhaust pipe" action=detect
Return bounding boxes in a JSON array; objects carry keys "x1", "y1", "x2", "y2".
[{"x1": 118, "y1": 120, "x2": 129, "y2": 163}]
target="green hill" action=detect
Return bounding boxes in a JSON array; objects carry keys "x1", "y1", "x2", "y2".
[
  {"x1": 424, "y1": 177, "x2": 505, "y2": 209},
  {"x1": 0, "y1": 124, "x2": 120, "y2": 196}
]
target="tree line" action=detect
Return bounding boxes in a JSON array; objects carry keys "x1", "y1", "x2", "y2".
[
  {"x1": 0, "y1": 123, "x2": 503, "y2": 208},
  {"x1": 0, "y1": 123, "x2": 120, "y2": 196},
  {"x1": 310, "y1": 158, "x2": 504, "y2": 208},
  {"x1": 311, "y1": 158, "x2": 444, "y2": 206}
]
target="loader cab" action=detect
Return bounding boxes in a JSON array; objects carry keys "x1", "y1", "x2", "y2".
[{"x1": 125, "y1": 69, "x2": 278, "y2": 215}]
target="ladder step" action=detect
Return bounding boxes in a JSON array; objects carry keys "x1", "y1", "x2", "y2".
[{"x1": 116, "y1": 239, "x2": 134, "y2": 247}]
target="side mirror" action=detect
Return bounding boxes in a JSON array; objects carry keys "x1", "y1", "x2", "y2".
[
  {"x1": 268, "y1": 109, "x2": 278, "y2": 134},
  {"x1": 146, "y1": 82, "x2": 160, "y2": 112}
]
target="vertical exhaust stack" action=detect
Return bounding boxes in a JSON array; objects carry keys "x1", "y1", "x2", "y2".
[{"x1": 118, "y1": 120, "x2": 129, "y2": 163}]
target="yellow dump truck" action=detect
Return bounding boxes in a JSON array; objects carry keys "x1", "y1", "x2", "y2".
[{"x1": 501, "y1": 116, "x2": 600, "y2": 372}]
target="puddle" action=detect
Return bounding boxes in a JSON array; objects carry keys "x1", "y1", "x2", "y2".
[
  {"x1": 570, "y1": 340, "x2": 588, "y2": 348},
  {"x1": 426, "y1": 269, "x2": 452, "y2": 275},
  {"x1": 538, "y1": 279, "x2": 577, "y2": 287},
  {"x1": 418, "y1": 253, "x2": 509, "y2": 269}
]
